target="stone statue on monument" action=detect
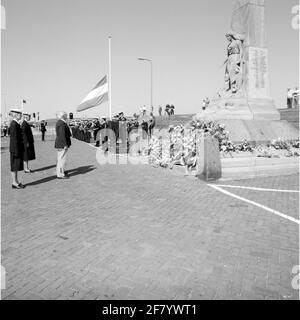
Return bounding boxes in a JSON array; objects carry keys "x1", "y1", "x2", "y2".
[
  {"x1": 196, "y1": 0, "x2": 282, "y2": 121},
  {"x1": 194, "y1": 0, "x2": 297, "y2": 142},
  {"x1": 222, "y1": 31, "x2": 245, "y2": 97}
]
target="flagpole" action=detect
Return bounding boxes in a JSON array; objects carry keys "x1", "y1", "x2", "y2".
[{"x1": 108, "y1": 36, "x2": 112, "y2": 120}]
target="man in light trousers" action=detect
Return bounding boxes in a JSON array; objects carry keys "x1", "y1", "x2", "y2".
[{"x1": 55, "y1": 111, "x2": 72, "y2": 179}]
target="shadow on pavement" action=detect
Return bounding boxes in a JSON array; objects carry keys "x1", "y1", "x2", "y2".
[
  {"x1": 33, "y1": 164, "x2": 57, "y2": 172},
  {"x1": 25, "y1": 175, "x2": 58, "y2": 186},
  {"x1": 67, "y1": 165, "x2": 96, "y2": 177},
  {"x1": 25, "y1": 165, "x2": 97, "y2": 186}
]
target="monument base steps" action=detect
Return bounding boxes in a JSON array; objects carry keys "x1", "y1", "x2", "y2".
[
  {"x1": 168, "y1": 156, "x2": 299, "y2": 181},
  {"x1": 216, "y1": 119, "x2": 299, "y2": 144}
]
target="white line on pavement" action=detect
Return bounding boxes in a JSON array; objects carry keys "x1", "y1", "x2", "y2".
[
  {"x1": 213, "y1": 184, "x2": 299, "y2": 193},
  {"x1": 208, "y1": 184, "x2": 300, "y2": 225}
]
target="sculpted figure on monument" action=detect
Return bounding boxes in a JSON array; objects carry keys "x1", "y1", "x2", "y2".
[
  {"x1": 195, "y1": 0, "x2": 282, "y2": 123},
  {"x1": 220, "y1": 31, "x2": 245, "y2": 97}
]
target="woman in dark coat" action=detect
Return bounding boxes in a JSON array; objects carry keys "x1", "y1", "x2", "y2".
[
  {"x1": 9, "y1": 109, "x2": 25, "y2": 189},
  {"x1": 21, "y1": 113, "x2": 36, "y2": 173}
]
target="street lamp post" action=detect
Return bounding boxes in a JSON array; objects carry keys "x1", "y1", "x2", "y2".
[{"x1": 138, "y1": 57, "x2": 153, "y2": 113}]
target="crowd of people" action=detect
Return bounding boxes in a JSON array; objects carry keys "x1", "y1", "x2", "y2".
[
  {"x1": 69, "y1": 119, "x2": 93, "y2": 143},
  {"x1": 69, "y1": 111, "x2": 156, "y2": 147},
  {"x1": 162, "y1": 104, "x2": 175, "y2": 117},
  {"x1": 139, "y1": 105, "x2": 176, "y2": 117}
]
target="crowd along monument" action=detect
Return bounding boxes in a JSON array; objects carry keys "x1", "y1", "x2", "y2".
[{"x1": 195, "y1": 0, "x2": 299, "y2": 143}]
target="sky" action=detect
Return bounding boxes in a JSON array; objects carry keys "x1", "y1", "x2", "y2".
[{"x1": 1, "y1": 0, "x2": 299, "y2": 120}]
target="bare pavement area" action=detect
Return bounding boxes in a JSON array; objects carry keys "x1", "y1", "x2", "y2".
[{"x1": 1, "y1": 136, "x2": 299, "y2": 300}]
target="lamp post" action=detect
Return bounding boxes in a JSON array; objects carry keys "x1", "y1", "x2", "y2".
[{"x1": 138, "y1": 57, "x2": 153, "y2": 113}]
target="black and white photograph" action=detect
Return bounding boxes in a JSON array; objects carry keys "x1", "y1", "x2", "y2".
[{"x1": 0, "y1": 0, "x2": 299, "y2": 306}]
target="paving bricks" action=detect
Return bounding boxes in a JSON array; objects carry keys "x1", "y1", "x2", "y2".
[{"x1": 1, "y1": 137, "x2": 299, "y2": 300}]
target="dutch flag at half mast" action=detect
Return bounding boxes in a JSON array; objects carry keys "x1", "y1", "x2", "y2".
[{"x1": 77, "y1": 75, "x2": 109, "y2": 112}]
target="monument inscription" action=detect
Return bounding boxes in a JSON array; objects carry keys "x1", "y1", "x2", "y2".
[{"x1": 248, "y1": 47, "x2": 270, "y2": 99}]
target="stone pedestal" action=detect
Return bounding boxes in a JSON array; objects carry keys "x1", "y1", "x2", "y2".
[{"x1": 196, "y1": 135, "x2": 222, "y2": 181}]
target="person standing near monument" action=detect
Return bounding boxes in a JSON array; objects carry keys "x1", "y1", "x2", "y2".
[
  {"x1": 55, "y1": 111, "x2": 72, "y2": 179},
  {"x1": 165, "y1": 104, "x2": 170, "y2": 117},
  {"x1": 292, "y1": 87, "x2": 299, "y2": 108},
  {"x1": 9, "y1": 109, "x2": 25, "y2": 189},
  {"x1": 170, "y1": 105, "x2": 175, "y2": 116},
  {"x1": 142, "y1": 106, "x2": 147, "y2": 116},
  {"x1": 148, "y1": 112, "x2": 156, "y2": 138},
  {"x1": 158, "y1": 105, "x2": 162, "y2": 117},
  {"x1": 21, "y1": 112, "x2": 36, "y2": 173},
  {"x1": 287, "y1": 88, "x2": 293, "y2": 109}
]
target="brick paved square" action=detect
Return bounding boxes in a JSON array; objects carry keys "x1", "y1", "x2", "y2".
[{"x1": 1, "y1": 137, "x2": 299, "y2": 300}]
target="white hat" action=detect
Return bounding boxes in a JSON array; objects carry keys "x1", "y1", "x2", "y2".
[
  {"x1": 23, "y1": 112, "x2": 31, "y2": 116},
  {"x1": 9, "y1": 108, "x2": 22, "y2": 114}
]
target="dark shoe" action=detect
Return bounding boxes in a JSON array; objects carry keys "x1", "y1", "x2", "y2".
[
  {"x1": 12, "y1": 183, "x2": 26, "y2": 189},
  {"x1": 57, "y1": 176, "x2": 69, "y2": 180}
]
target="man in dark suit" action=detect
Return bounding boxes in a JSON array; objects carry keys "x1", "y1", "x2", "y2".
[
  {"x1": 40, "y1": 120, "x2": 47, "y2": 141},
  {"x1": 55, "y1": 111, "x2": 72, "y2": 179},
  {"x1": 9, "y1": 109, "x2": 25, "y2": 189},
  {"x1": 21, "y1": 113, "x2": 36, "y2": 173}
]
